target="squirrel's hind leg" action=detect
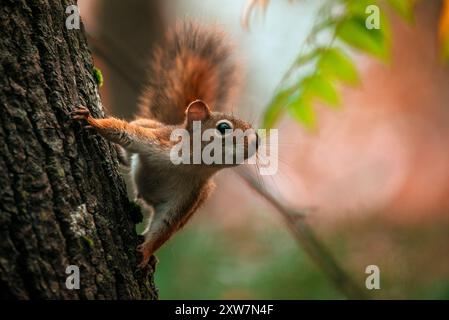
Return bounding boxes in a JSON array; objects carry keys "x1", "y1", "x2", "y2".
[{"x1": 136, "y1": 197, "x2": 157, "y2": 268}]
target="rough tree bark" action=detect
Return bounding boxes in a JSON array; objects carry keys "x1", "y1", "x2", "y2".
[{"x1": 0, "y1": 0, "x2": 157, "y2": 299}]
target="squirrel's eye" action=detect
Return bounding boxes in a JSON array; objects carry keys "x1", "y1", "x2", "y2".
[{"x1": 216, "y1": 120, "x2": 233, "y2": 135}]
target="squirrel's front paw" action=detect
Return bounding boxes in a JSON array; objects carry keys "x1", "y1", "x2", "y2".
[
  {"x1": 71, "y1": 106, "x2": 95, "y2": 130},
  {"x1": 71, "y1": 106, "x2": 91, "y2": 120}
]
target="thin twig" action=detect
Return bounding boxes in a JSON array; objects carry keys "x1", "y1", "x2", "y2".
[{"x1": 236, "y1": 168, "x2": 368, "y2": 299}]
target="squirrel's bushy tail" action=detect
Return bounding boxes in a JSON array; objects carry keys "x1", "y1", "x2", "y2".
[{"x1": 139, "y1": 21, "x2": 239, "y2": 125}]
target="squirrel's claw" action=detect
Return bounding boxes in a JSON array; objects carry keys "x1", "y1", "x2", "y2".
[
  {"x1": 83, "y1": 125, "x2": 96, "y2": 131},
  {"x1": 71, "y1": 107, "x2": 96, "y2": 132},
  {"x1": 138, "y1": 254, "x2": 158, "y2": 270},
  {"x1": 137, "y1": 243, "x2": 157, "y2": 269},
  {"x1": 148, "y1": 254, "x2": 159, "y2": 270},
  {"x1": 71, "y1": 106, "x2": 91, "y2": 121}
]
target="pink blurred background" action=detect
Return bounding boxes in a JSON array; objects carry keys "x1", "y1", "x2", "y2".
[{"x1": 78, "y1": 0, "x2": 449, "y2": 299}]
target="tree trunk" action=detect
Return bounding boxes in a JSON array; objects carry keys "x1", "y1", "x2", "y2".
[{"x1": 0, "y1": 0, "x2": 157, "y2": 299}]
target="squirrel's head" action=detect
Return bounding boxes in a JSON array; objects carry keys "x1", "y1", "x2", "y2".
[{"x1": 176, "y1": 99, "x2": 258, "y2": 169}]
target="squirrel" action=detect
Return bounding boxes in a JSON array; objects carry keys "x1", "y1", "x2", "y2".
[{"x1": 72, "y1": 21, "x2": 258, "y2": 267}]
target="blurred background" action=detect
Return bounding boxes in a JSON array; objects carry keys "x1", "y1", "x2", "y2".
[{"x1": 78, "y1": 0, "x2": 449, "y2": 299}]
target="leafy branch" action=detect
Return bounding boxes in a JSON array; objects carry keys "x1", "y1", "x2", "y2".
[{"x1": 251, "y1": 0, "x2": 419, "y2": 129}]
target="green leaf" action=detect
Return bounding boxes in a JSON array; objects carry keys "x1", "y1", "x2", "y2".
[
  {"x1": 336, "y1": 16, "x2": 390, "y2": 60},
  {"x1": 386, "y1": 0, "x2": 415, "y2": 22},
  {"x1": 346, "y1": 0, "x2": 380, "y2": 16},
  {"x1": 288, "y1": 97, "x2": 315, "y2": 129},
  {"x1": 262, "y1": 87, "x2": 297, "y2": 129},
  {"x1": 302, "y1": 74, "x2": 340, "y2": 107},
  {"x1": 318, "y1": 48, "x2": 359, "y2": 85}
]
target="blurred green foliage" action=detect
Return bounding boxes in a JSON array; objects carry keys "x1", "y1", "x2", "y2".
[
  {"x1": 155, "y1": 216, "x2": 341, "y2": 299},
  {"x1": 262, "y1": 0, "x2": 416, "y2": 129},
  {"x1": 155, "y1": 211, "x2": 449, "y2": 299}
]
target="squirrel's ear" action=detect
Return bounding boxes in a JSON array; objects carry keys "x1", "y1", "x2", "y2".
[{"x1": 186, "y1": 100, "x2": 211, "y2": 123}]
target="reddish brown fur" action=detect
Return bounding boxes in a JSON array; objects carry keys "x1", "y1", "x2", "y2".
[
  {"x1": 137, "y1": 180, "x2": 215, "y2": 266},
  {"x1": 71, "y1": 22, "x2": 256, "y2": 268},
  {"x1": 139, "y1": 21, "x2": 239, "y2": 124}
]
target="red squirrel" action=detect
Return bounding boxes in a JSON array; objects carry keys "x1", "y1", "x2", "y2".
[{"x1": 72, "y1": 22, "x2": 258, "y2": 267}]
